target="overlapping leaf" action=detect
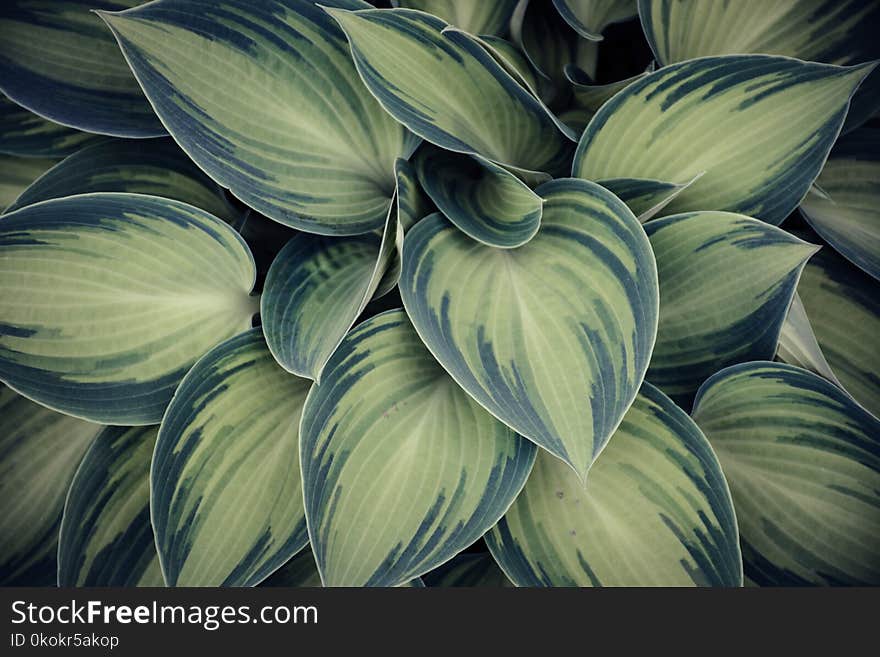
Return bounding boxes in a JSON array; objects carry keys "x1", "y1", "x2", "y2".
[
  {"x1": 553, "y1": 0, "x2": 637, "y2": 40},
  {"x1": 0, "y1": 96, "x2": 105, "y2": 158},
  {"x1": 597, "y1": 174, "x2": 699, "y2": 222},
  {"x1": 153, "y1": 329, "x2": 311, "y2": 586},
  {"x1": 400, "y1": 179, "x2": 658, "y2": 481},
  {"x1": 644, "y1": 211, "x2": 818, "y2": 406},
  {"x1": 300, "y1": 310, "x2": 537, "y2": 587},
  {"x1": 487, "y1": 383, "x2": 742, "y2": 586},
  {"x1": 100, "y1": 0, "x2": 415, "y2": 235},
  {"x1": 0, "y1": 387, "x2": 101, "y2": 585},
  {"x1": 0, "y1": 193, "x2": 257, "y2": 424},
  {"x1": 573, "y1": 55, "x2": 874, "y2": 225},
  {"x1": 692, "y1": 362, "x2": 880, "y2": 585},
  {"x1": 6, "y1": 139, "x2": 240, "y2": 223},
  {"x1": 800, "y1": 128, "x2": 879, "y2": 280},
  {"x1": 0, "y1": 1, "x2": 165, "y2": 137},
  {"x1": 0, "y1": 153, "x2": 56, "y2": 211},
  {"x1": 391, "y1": 0, "x2": 518, "y2": 36},
  {"x1": 58, "y1": 426, "x2": 163, "y2": 587},
  {"x1": 777, "y1": 293, "x2": 842, "y2": 387}
]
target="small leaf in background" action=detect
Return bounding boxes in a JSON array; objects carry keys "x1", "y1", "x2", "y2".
[
  {"x1": 99, "y1": 0, "x2": 415, "y2": 235},
  {"x1": 5, "y1": 138, "x2": 240, "y2": 224},
  {"x1": 58, "y1": 425, "x2": 163, "y2": 587},
  {"x1": 391, "y1": 0, "x2": 519, "y2": 36},
  {"x1": 400, "y1": 179, "x2": 657, "y2": 481},
  {"x1": 777, "y1": 293, "x2": 842, "y2": 388},
  {"x1": 692, "y1": 362, "x2": 880, "y2": 586},
  {"x1": 422, "y1": 552, "x2": 514, "y2": 587},
  {"x1": 0, "y1": 95, "x2": 106, "y2": 158},
  {"x1": 597, "y1": 173, "x2": 700, "y2": 222},
  {"x1": 645, "y1": 211, "x2": 818, "y2": 407},
  {"x1": 0, "y1": 193, "x2": 257, "y2": 424},
  {"x1": 153, "y1": 329, "x2": 311, "y2": 586},
  {"x1": 486, "y1": 383, "x2": 742, "y2": 586},
  {"x1": 573, "y1": 55, "x2": 874, "y2": 225},
  {"x1": 414, "y1": 144, "x2": 543, "y2": 248},
  {"x1": 300, "y1": 310, "x2": 537, "y2": 587},
  {"x1": 552, "y1": 0, "x2": 637, "y2": 41},
  {"x1": 326, "y1": 6, "x2": 574, "y2": 177},
  {"x1": 0, "y1": 153, "x2": 57, "y2": 211},
  {"x1": 796, "y1": 246, "x2": 880, "y2": 418},
  {"x1": 800, "y1": 128, "x2": 880, "y2": 281},
  {"x1": 0, "y1": 1, "x2": 165, "y2": 137},
  {"x1": 0, "y1": 387, "x2": 101, "y2": 586}
]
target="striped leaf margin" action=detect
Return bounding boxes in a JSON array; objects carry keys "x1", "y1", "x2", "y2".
[
  {"x1": 400, "y1": 178, "x2": 658, "y2": 481},
  {"x1": 573, "y1": 55, "x2": 875, "y2": 226},
  {"x1": 597, "y1": 174, "x2": 700, "y2": 222},
  {"x1": 0, "y1": 192, "x2": 257, "y2": 425},
  {"x1": 0, "y1": 387, "x2": 101, "y2": 585},
  {"x1": 644, "y1": 211, "x2": 818, "y2": 407},
  {"x1": 487, "y1": 383, "x2": 742, "y2": 587},
  {"x1": 300, "y1": 309, "x2": 537, "y2": 587},
  {"x1": 153, "y1": 329, "x2": 311, "y2": 586},
  {"x1": 0, "y1": 1, "x2": 165, "y2": 138},
  {"x1": 692, "y1": 362, "x2": 880, "y2": 585},
  {"x1": 58, "y1": 425, "x2": 163, "y2": 587},
  {"x1": 100, "y1": 0, "x2": 415, "y2": 235},
  {"x1": 0, "y1": 96, "x2": 105, "y2": 158}
]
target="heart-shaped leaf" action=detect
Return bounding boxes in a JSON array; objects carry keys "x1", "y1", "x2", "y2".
[
  {"x1": 0, "y1": 387, "x2": 100, "y2": 585},
  {"x1": 422, "y1": 552, "x2": 514, "y2": 587},
  {"x1": 0, "y1": 153, "x2": 56, "y2": 211},
  {"x1": 99, "y1": 0, "x2": 415, "y2": 235},
  {"x1": 300, "y1": 309, "x2": 537, "y2": 587},
  {"x1": 553, "y1": 0, "x2": 637, "y2": 41},
  {"x1": 58, "y1": 425, "x2": 163, "y2": 587},
  {"x1": 692, "y1": 361, "x2": 880, "y2": 586},
  {"x1": 573, "y1": 55, "x2": 874, "y2": 225},
  {"x1": 486, "y1": 383, "x2": 742, "y2": 586},
  {"x1": 391, "y1": 0, "x2": 519, "y2": 36},
  {"x1": 0, "y1": 193, "x2": 257, "y2": 424},
  {"x1": 0, "y1": 96, "x2": 106, "y2": 158},
  {"x1": 0, "y1": 1, "x2": 165, "y2": 137},
  {"x1": 326, "y1": 6, "x2": 574, "y2": 177},
  {"x1": 645, "y1": 211, "x2": 818, "y2": 406},
  {"x1": 414, "y1": 145, "x2": 543, "y2": 248},
  {"x1": 6, "y1": 138, "x2": 240, "y2": 224},
  {"x1": 400, "y1": 178, "x2": 658, "y2": 481},
  {"x1": 154, "y1": 329, "x2": 311, "y2": 586},
  {"x1": 800, "y1": 128, "x2": 880, "y2": 280}
]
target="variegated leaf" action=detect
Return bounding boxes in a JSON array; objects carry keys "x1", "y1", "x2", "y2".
[
  {"x1": 0, "y1": 95, "x2": 105, "y2": 158},
  {"x1": 645, "y1": 211, "x2": 818, "y2": 407},
  {"x1": 6, "y1": 138, "x2": 240, "y2": 224},
  {"x1": 58, "y1": 425, "x2": 163, "y2": 587},
  {"x1": 598, "y1": 174, "x2": 700, "y2": 222},
  {"x1": 573, "y1": 55, "x2": 874, "y2": 225},
  {"x1": 477, "y1": 36, "x2": 540, "y2": 96},
  {"x1": 153, "y1": 329, "x2": 311, "y2": 586},
  {"x1": 300, "y1": 309, "x2": 537, "y2": 587},
  {"x1": 777, "y1": 293, "x2": 842, "y2": 387},
  {"x1": 395, "y1": 157, "x2": 434, "y2": 233},
  {"x1": 0, "y1": 153, "x2": 56, "y2": 211},
  {"x1": 800, "y1": 128, "x2": 880, "y2": 281},
  {"x1": 263, "y1": 547, "x2": 424, "y2": 587},
  {"x1": 0, "y1": 386, "x2": 100, "y2": 585},
  {"x1": 553, "y1": 0, "x2": 637, "y2": 40},
  {"x1": 487, "y1": 383, "x2": 742, "y2": 586},
  {"x1": 414, "y1": 145, "x2": 543, "y2": 248},
  {"x1": 99, "y1": 0, "x2": 415, "y2": 235},
  {"x1": 565, "y1": 63, "x2": 652, "y2": 115},
  {"x1": 326, "y1": 6, "x2": 574, "y2": 177},
  {"x1": 0, "y1": 193, "x2": 257, "y2": 424},
  {"x1": 400, "y1": 179, "x2": 658, "y2": 481},
  {"x1": 692, "y1": 362, "x2": 880, "y2": 585},
  {"x1": 0, "y1": 1, "x2": 165, "y2": 137},
  {"x1": 261, "y1": 193, "x2": 398, "y2": 381},
  {"x1": 422, "y1": 552, "x2": 515, "y2": 587},
  {"x1": 390, "y1": 0, "x2": 519, "y2": 36},
  {"x1": 797, "y1": 246, "x2": 880, "y2": 417}
]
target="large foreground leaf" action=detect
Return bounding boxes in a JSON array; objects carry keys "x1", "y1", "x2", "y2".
[
  {"x1": 692, "y1": 362, "x2": 880, "y2": 585},
  {"x1": 645, "y1": 211, "x2": 818, "y2": 406},
  {"x1": 400, "y1": 178, "x2": 658, "y2": 481},
  {"x1": 800, "y1": 128, "x2": 880, "y2": 280},
  {"x1": 263, "y1": 547, "x2": 424, "y2": 587},
  {"x1": 0, "y1": 193, "x2": 257, "y2": 424},
  {"x1": 0, "y1": 96, "x2": 105, "y2": 158},
  {"x1": 0, "y1": 387, "x2": 100, "y2": 585},
  {"x1": 487, "y1": 383, "x2": 742, "y2": 586},
  {"x1": 6, "y1": 138, "x2": 240, "y2": 223},
  {"x1": 797, "y1": 247, "x2": 880, "y2": 417},
  {"x1": 0, "y1": 1, "x2": 165, "y2": 137},
  {"x1": 391, "y1": 1, "x2": 518, "y2": 36},
  {"x1": 573, "y1": 55, "x2": 873, "y2": 225},
  {"x1": 58, "y1": 425, "x2": 163, "y2": 587},
  {"x1": 100, "y1": 0, "x2": 414, "y2": 235},
  {"x1": 154, "y1": 330, "x2": 311, "y2": 586},
  {"x1": 300, "y1": 310, "x2": 536, "y2": 587},
  {"x1": 326, "y1": 7, "x2": 572, "y2": 176}
]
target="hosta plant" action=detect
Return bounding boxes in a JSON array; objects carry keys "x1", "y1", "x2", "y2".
[{"x1": 1, "y1": 0, "x2": 878, "y2": 588}]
